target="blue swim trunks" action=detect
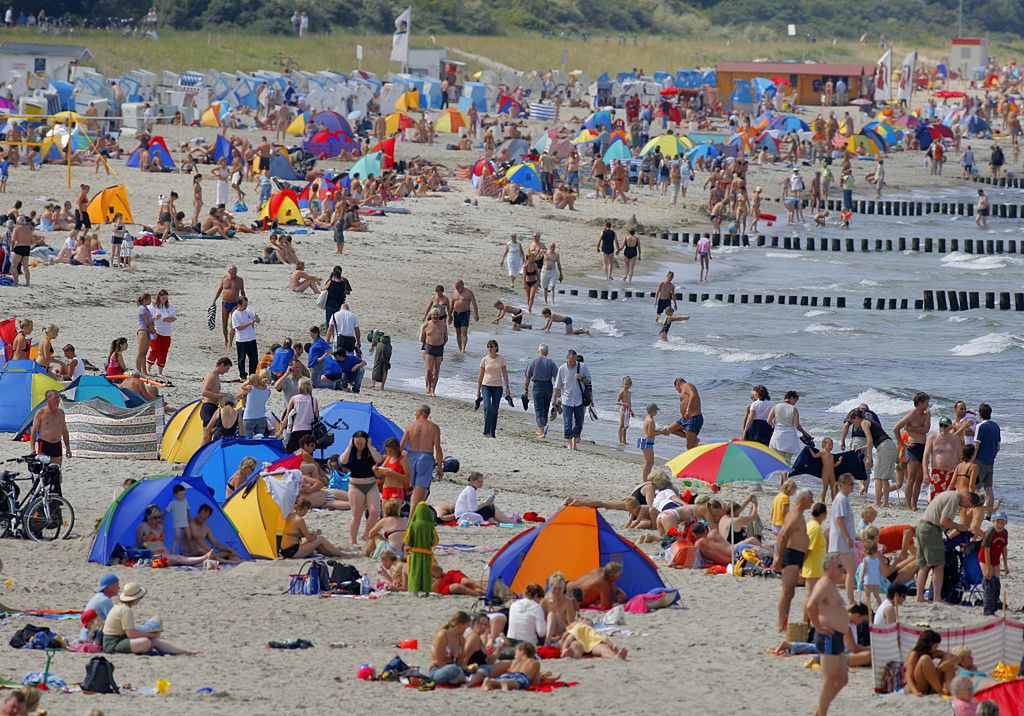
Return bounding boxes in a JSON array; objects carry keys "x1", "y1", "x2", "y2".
[
  {"x1": 677, "y1": 413, "x2": 704, "y2": 435},
  {"x1": 636, "y1": 437, "x2": 655, "y2": 450},
  {"x1": 222, "y1": 300, "x2": 239, "y2": 313},
  {"x1": 408, "y1": 450, "x2": 435, "y2": 488},
  {"x1": 498, "y1": 672, "x2": 532, "y2": 689}
]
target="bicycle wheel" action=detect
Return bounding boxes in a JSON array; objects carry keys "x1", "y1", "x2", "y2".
[
  {"x1": 23, "y1": 495, "x2": 75, "y2": 541},
  {"x1": 0, "y1": 494, "x2": 17, "y2": 538}
]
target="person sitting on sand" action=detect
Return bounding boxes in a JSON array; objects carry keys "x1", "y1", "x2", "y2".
[
  {"x1": 483, "y1": 642, "x2": 550, "y2": 691},
  {"x1": 454, "y1": 472, "x2": 519, "y2": 525},
  {"x1": 102, "y1": 581, "x2": 197, "y2": 656},
  {"x1": 293, "y1": 435, "x2": 349, "y2": 511},
  {"x1": 904, "y1": 630, "x2": 961, "y2": 696},
  {"x1": 541, "y1": 572, "x2": 578, "y2": 643},
  {"x1": 134, "y1": 505, "x2": 213, "y2": 566},
  {"x1": 431, "y1": 559, "x2": 487, "y2": 597},
  {"x1": 492, "y1": 300, "x2": 532, "y2": 330},
  {"x1": 560, "y1": 617, "x2": 628, "y2": 660},
  {"x1": 289, "y1": 261, "x2": 321, "y2": 294},
  {"x1": 183, "y1": 504, "x2": 243, "y2": 564},
  {"x1": 540, "y1": 308, "x2": 590, "y2": 335},
  {"x1": 689, "y1": 522, "x2": 735, "y2": 566},
  {"x1": 225, "y1": 456, "x2": 258, "y2": 499},
  {"x1": 463, "y1": 612, "x2": 509, "y2": 685},
  {"x1": 566, "y1": 563, "x2": 625, "y2": 610},
  {"x1": 280, "y1": 498, "x2": 347, "y2": 559},
  {"x1": 363, "y1": 498, "x2": 407, "y2": 559},
  {"x1": 425, "y1": 612, "x2": 471, "y2": 687},
  {"x1": 719, "y1": 495, "x2": 762, "y2": 545},
  {"x1": 552, "y1": 183, "x2": 577, "y2": 210}
]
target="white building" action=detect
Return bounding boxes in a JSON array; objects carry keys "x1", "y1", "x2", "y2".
[{"x1": 951, "y1": 37, "x2": 989, "y2": 78}]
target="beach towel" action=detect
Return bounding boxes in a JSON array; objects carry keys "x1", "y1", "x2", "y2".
[
  {"x1": 622, "y1": 588, "x2": 680, "y2": 613},
  {"x1": 207, "y1": 305, "x2": 216, "y2": 330},
  {"x1": 63, "y1": 398, "x2": 164, "y2": 459},
  {"x1": 790, "y1": 447, "x2": 868, "y2": 482},
  {"x1": 404, "y1": 503, "x2": 437, "y2": 594}
]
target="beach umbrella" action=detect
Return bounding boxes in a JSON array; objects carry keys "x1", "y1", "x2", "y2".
[
  {"x1": 894, "y1": 114, "x2": 921, "y2": 128},
  {"x1": 50, "y1": 110, "x2": 83, "y2": 125},
  {"x1": 666, "y1": 440, "x2": 790, "y2": 487},
  {"x1": 929, "y1": 124, "x2": 955, "y2": 139},
  {"x1": 349, "y1": 151, "x2": 383, "y2": 178},
  {"x1": 932, "y1": 90, "x2": 965, "y2": 98},
  {"x1": 385, "y1": 112, "x2": 414, "y2": 135},
  {"x1": 640, "y1": 133, "x2": 694, "y2": 158},
  {"x1": 685, "y1": 143, "x2": 719, "y2": 162},
  {"x1": 660, "y1": 87, "x2": 682, "y2": 96},
  {"x1": 769, "y1": 115, "x2": 810, "y2": 132},
  {"x1": 602, "y1": 141, "x2": 632, "y2": 163},
  {"x1": 504, "y1": 162, "x2": 543, "y2": 192},
  {"x1": 531, "y1": 130, "x2": 558, "y2": 153},
  {"x1": 770, "y1": 77, "x2": 791, "y2": 86},
  {"x1": 434, "y1": 108, "x2": 469, "y2": 134}
]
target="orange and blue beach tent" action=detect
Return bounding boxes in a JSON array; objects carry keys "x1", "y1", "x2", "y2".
[{"x1": 485, "y1": 505, "x2": 666, "y2": 600}]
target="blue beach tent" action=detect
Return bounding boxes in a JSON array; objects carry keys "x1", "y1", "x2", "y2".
[
  {"x1": 314, "y1": 401, "x2": 402, "y2": 458},
  {"x1": 88, "y1": 474, "x2": 252, "y2": 564},
  {"x1": 182, "y1": 436, "x2": 287, "y2": 503}
]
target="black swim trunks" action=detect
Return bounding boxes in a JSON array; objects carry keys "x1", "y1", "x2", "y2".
[
  {"x1": 13, "y1": 245, "x2": 30, "y2": 257},
  {"x1": 38, "y1": 440, "x2": 63, "y2": 458},
  {"x1": 782, "y1": 547, "x2": 806, "y2": 569},
  {"x1": 656, "y1": 298, "x2": 672, "y2": 315},
  {"x1": 814, "y1": 631, "x2": 846, "y2": 656},
  {"x1": 905, "y1": 442, "x2": 925, "y2": 463},
  {"x1": 200, "y1": 401, "x2": 218, "y2": 427},
  {"x1": 258, "y1": 157, "x2": 270, "y2": 171},
  {"x1": 424, "y1": 343, "x2": 444, "y2": 358},
  {"x1": 453, "y1": 310, "x2": 471, "y2": 329}
]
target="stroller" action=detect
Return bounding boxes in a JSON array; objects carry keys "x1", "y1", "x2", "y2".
[{"x1": 940, "y1": 534, "x2": 984, "y2": 606}]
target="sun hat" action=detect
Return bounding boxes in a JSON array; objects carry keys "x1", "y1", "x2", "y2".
[
  {"x1": 98, "y1": 573, "x2": 119, "y2": 591},
  {"x1": 117, "y1": 582, "x2": 146, "y2": 603},
  {"x1": 992, "y1": 511, "x2": 1008, "y2": 523}
]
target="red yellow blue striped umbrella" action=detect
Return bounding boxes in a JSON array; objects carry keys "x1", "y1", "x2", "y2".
[{"x1": 666, "y1": 439, "x2": 789, "y2": 486}]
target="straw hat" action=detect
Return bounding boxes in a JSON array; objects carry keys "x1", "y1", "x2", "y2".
[{"x1": 117, "y1": 582, "x2": 146, "y2": 603}]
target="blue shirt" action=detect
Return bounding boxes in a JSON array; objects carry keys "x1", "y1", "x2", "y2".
[
  {"x1": 307, "y1": 337, "x2": 332, "y2": 368},
  {"x1": 269, "y1": 347, "x2": 295, "y2": 374},
  {"x1": 0, "y1": 161, "x2": 9, "y2": 178},
  {"x1": 975, "y1": 420, "x2": 1001, "y2": 465},
  {"x1": 321, "y1": 354, "x2": 343, "y2": 379},
  {"x1": 338, "y1": 353, "x2": 363, "y2": 377}
]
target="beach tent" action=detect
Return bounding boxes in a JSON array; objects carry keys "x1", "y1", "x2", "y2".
[
  {"x1": 259, "y1": 190, "x2": 304, "y2": 225},
  {"x1": 126, "y1": 136, "x2": 175, "y2": 169},
  {"x1": 497, "y1": 96, "x2": 525, "y2": 117},
  {"x1": 0, "y1": 360, "x2": 64, "y2": 432},
  {"x1": 367, "y1": 137, "x2": 396, "y2": 169},
  {"x1": 485, "y1": 505, "x2": 666, "y2": 600},
  {"x1": 501, "y1": 138, "x2": 531, "y2": 161},
  {"x1": 602, "y1": 141, "x2": 632, "y2": 163},
  {"x1": 385, "y1": 112, "x2": 414, "y2": 136},
  {"x1": 847, "y1": 134, "x2": 882, "y2": 156},
  {"x1": 505, "y1": 162, "x2": 543, "y2": 192},
  {"x1": 584, "y1": 110, "x2": 612, "y2": 130},
  {"x1": 267, "y1": 149, "x2": 302, "y2": 181},
  {"x1": 570, "y1": 129, "x2": 599, "y2": 145},
  {"x1": 286, "y1": 111, "x2": 310, "y2": 136},
  {"x1": 213, "y1": 134, "x2": 234, "y2": 164},
  {"x1": 303, "y1": 131, "x2": 356, "y2": 160},
  {"x1": 223, "y1": 474, "x2": 284, "y2": 559},
  {"x1": 349, "y1": 151, "x2": 383, "y2": 179},
  {"x1": 394, "y1": 90, "x2": 419, "y2": 112},
  {"x1": 88, "y1": 475, "x2": 251, "y2": 565},
  {"x1": 182, "y1": 436, "x2": 288, "y2": 503},
  {"x1": 63, "y1": 375, "x2": 146, "y2": 408},
  {"x1": 685, "y1": 144, "x2": 720, "y2": 162},
  {"x1": 38, "y1": 136, "x2": 66, "y2": 163},
  {"x1": 201, "y1": 102, "x2": 226, "y2": 127},
  {"x1": 752, "y1": 132, "x2": 781, "y2": 154},
  {"x1": 160, "y1": 400, "x2": 206, "y2": 463},
  {"x1": 86, "y1": 185, "x2": 134, "y2": 225},
  {"x1": 640, "y1": 133, "x2": 694, "y2": 158},
  {"x1": 310, "y1": 110, "x2": 353, "y2": 137},
  {"x1": 314, "y1": 401, "x2": 402, "y2": 458},
  {"x1": 768, "y1": 115, "x2": 809, "y2": 132},
  {"x1": 434, "y1": 108, "x2": 469, "y2": 134}
]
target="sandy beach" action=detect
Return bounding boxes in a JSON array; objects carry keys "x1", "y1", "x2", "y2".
[{"x1": 0, "y1": 112, "x2": 1020, "y2": 716}]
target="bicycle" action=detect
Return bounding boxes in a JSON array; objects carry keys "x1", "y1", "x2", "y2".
[{"x1": 0, "y1": 455, "x2": 75, "y2": 542}]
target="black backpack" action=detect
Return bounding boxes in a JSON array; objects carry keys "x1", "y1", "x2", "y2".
[
  {"x1": 9, "y1": 624, "x2": 46, "y2": 649},
  {"x1": 82, "y1": 656, "x2": 119, "y2": 694},
  {"x1": 327, "y1": 561, "x2": 361, "y2": 594}
]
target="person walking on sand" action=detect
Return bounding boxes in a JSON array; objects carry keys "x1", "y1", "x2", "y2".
[
  {"x1": 553, "y1": 349, "x2": 590, "y2": 451},
  {"x1": 400, "y1": 404, "x2": 444, "y2": 513},
  {"x1": 694, "y1": 234, "x2": 712, "y2": 282},
  {"x1": 828, "y1": 474, "x2": 858, "y2": 605},
  {"x1": 667, "y1": 377, "x2": 702, "y2": 450},
  {"x1": 893, "y1": 391, "x2": 931, "y2": 512},
  {"x1": 449, "y1": 279, "x2": 479, "y2": 353},
  {"x1": 524, "y1": 343, "x2": 558, "y2": 438},
  {"x1": 211, "y1": 266, "x2": 245, "y2": 347},
  {"x1": 30, "y1": 390, "x2": 71, "y2": 466},
  {"x1": 653, "y1": 271, "x2": 676, "y2": 322},
  {"x1": 773, "y1": 488, "x2": 813, "y2": 633},
  {"x1": 419, "y1": 309, "x2": 447, "y2": 397},
  {"x1": 806, "y1": 554, "x2": 850, "y2": 715}
]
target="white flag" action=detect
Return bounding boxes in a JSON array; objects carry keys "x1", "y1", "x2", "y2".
[
  {"x1": 874, "y1": 49, "x2": 892, "y2": 102},
  {"x1": 897, "y1": 50, "x2": 917, "y2": 103},
  {"x1": 390, "y1": 6, "x2": 411, "y2": 65}
]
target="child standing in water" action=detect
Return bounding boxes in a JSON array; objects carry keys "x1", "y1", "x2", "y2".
[{"x1": 616, "y1": 376, "x2": 634, "y2": 446}]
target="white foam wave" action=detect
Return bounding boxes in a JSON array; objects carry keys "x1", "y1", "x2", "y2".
[
  {"x1": 764, "y1": 252, "x2": 804, "y2": 260},
  {"x1": 826, "y1": 389, "x2": 914, "y2": 416},
  {"x1": 940, "y1": 252, "x2": 1013, "y2": 271},
  {"x1": 655, "y1": 338, "x2": 788, "y2": 363},
  {"x1": 859, "y1": 279, "x2": 879, "y2": 286},
  {"x1": 720, "y1": 351, "x2": 788, "y2": 363},
  {"x1": 804, "y1": 309, "x2": 831, "y2": 317},
  {"x1": 804, "y1": 322, "x2": 857, "y2": 335},
  {"x1": 701, "y1": 299, "x2": 728, "y2": 308},
  {"x1": 949, "y1": 332, "x2": 1024, "y2": 357},
  {"x1": 589, "y1": 317, "x2": 624, "y2": 338},
  {"x1": 948, "y1": 316, "x2": 969, "y2": 324}
]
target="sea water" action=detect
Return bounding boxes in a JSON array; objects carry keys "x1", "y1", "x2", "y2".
[{"x1": 382, "y1": 187, "x2": 1023, "y2": 513}]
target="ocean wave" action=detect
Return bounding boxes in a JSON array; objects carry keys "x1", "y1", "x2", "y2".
[
  {"x1": 859, "y1": 279, "x2": 880, "y2": 286},
  {"x1": 701, "y1": 299, "x2": 728, "y2": 308},
  {"x1": 720, "y1": 351, "x2": 790, "y2": 363},
  {"x1": 764, "y1": 252, "x2": 805, "y2": 260},
  {"x1": 589, "y1": 317, "x2": 624, "y2": 338},
  {"x1": 804, "y1": 309, "x2": 832, "y2": 318},
  {"x1": 949, "y1": 332, "x2": 1024, "y2": 357},
  {"x1": 804, "y1": 322, "x2": 858, "y2": 336},
  {"x1": 826, "y1": 389, "x2": 914, "y2": 416},
  {"x1": 940, "y1": 252, "x2": 1015, "y2": 271},
  {"x1": 948, "y1": 316, "x2": 969, "y2": 324},
  {"x1": 655, "y1": 337, "x2": 789, "y2": 363}
]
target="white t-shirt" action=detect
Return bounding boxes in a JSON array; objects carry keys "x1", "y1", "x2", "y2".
[
  {"x1": 828, "y1": 492, "x2": 855, "y2": 553},
  {"x1": 749, "y1": 399, "x2": 772, "y2": 421},
  {"x1": 874, "y1": 598, "x2": 895, "y2": 626},
  {"x1": 329, "y1": 309, "x2": 360, "y2": 338},
  {"x1": 507, "y1": 598, "x2": 546, "y2": 644},
  {"x1": 454, "y1": 485, "x2": 480, "y2": 519},
  {"x1": 168, "y1": 498, "x2": 190, "y2": 530},
  {"x1": 151, "y1": 304, "x2": 176, "y2": 337},
  {"x1": 652, "y1": 488, "x2": 679, "y2": 512},
  {"x1": 63, "y1": 237, "x2": 76, "y2": 252},
  {"x1": 231, "y1": 309, "x2": 257, "y2": 343}
]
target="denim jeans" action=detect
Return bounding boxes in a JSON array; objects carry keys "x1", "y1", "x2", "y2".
[
  {"x1": 842, "y1": 189, "x2": 853, "y2": 210},
  {"x1": 311, "y1": 362, "x2": 341, "y2": 390},
  {"x1": 482, "y1": 384, "x2": 503, "y2": 437},
  {"x1": 563, "y1": 402, "x2": 586, "y2": 439},
  {"x1": 984, "y1": 575, "x2": 1001, "y2": 615},
  {"x1": 242, "y1": 417, "x2": 266, "y2": 437},
  {"x1": 532, "y1": 381, "x2": 553, "y2": 428},
  {"x1": 429, "y1": 663, "x2": 466, "y2": 685}
]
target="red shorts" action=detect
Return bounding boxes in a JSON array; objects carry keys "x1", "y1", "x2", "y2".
[
  {"x1": 438, "y1": 570, "x2": 467, "y2": 595},
  {"x1": 928, "y1": 469, "x2": 954, "y2": 502},
  {"x1": 381, "y1": 487, "x2": 404, "y2": 501}
]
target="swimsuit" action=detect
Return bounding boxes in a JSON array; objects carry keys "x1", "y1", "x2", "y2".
[
  {"x1": 813, "y1": 631, "x2": 845, "y2": 656},
  {"x1": 424, "y1": 343, "x2": 444, "y2": 358},
  {"x1": 437, "y1": 569, "x2": 468, "y2": 595},
  {"x1": 407, "y1": 450, "x2": 435, "y2": 489},
  {"x1": 659, "y1": 321, "x2": 671, "y2": 336},
  {"x1": 498, "y1": 672, "x2": 532, "y2": 689},
  {"x1": 524, "y1": 267, "x2": 538, "y2": 288},
  {"x1": 38, "y1": 439, "x2": 62, "y2": 458},
  {"x1": 656, "y1": 298, "x2": 672, "y2": 314},
  {"x1": 782, "y1": 547, "x2": 806, "y2": 569},
  {"x1": 623, "y1": 243, "x2": 638, "y2": 259},
  {"x1": 350, "y1": 479, "x2": 377, "y2": 496},
  {"x1": 928, "y1": 469, "x2": 954, "y2": 501},
  {"x1": 630, "y1": 486, "x2": 648, "y2": 505},
  {"x1": 905, "y1": 442, "x2": 925, "y2": 463},
  {"x1": 453, "y1": 310, "x2": 471, "y2": 328},
  {"x1": 222, "y1": 300, "x2": 239, "y2": 313},
  {"x1": 676, "y1": 413, "x2": 704, "y2": 435},
  {"x1": 636, "y1": 437, "x2": 655, "y2": 450}
]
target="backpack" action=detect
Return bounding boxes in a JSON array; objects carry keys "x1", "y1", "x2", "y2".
[
  {"x1": 9, "y1": 624, "x2": 46, "y2": 649},
  {"x1": 327, "y1": 561, "x2": 362, "y2": 594},
  {"x1": 82, "y1": 656, "x2": 120, "y2": 694},
  {"x1": 877, "y1": 659, "x2": 904, "y2": 694}
]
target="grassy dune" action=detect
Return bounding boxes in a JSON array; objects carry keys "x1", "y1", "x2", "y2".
[{"x1": 9, "y1": 27, "x2": 957, "y2": 79}]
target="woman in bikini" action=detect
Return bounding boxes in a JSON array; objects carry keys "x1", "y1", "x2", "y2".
[
  {"x1": 225, "y1": 456, "x2": 258, "y2": 500},
  {"x1": 718, "y1": 495, "x2": 761, "y2": 546},
  {"x1": 522, "y1": 252, "x2": 540, "y2": 314},
  {"x1": 294, "y1": 434, "x2": 349, "y2": 511},
  {"x1": 134, "y1": 505, "x2": 212, "y2": 566},
  {"x1": 373, "y1": 437, "x2": 410, "y2": 502},
  {"x1": 363, "y1": 498, "x2": 407, "y2": 559},
  {"x1": 35, "y1": 324, "x2": 64, "y2": 376},
  {"x1": 340, "y1": 430, "x2": 382, "y2": 546},
  {"x1": 422, "y1": 285, "x2": 451, "y2": 322},
  {"x1": 541, "y1": 572, "x2": 578, "y2": 643},
  {"x1": 11, "y1": 319, "x2": 32, "y2": 360},
  {"x1": 288, "y1": 261, "x2": 321, "y2": 294},
  {"x1": 135, "y1": 294, "x2": 156, "y2": 376},
  {"x1": 280, "y1": 499, "x2": 347, "y2": 559},
  {"x1": 426, "y1": 612, "x2": 471, "y2": 686}
]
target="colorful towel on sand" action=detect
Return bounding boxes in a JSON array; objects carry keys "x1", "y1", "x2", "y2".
[
  {"x1": 64, "y1": 397, "x2": 164, "y2": 459},
  {"x1": 404, "y1": 679, "x2": 577, "y2": 692},
  {"x1": 435, "y1": 544, "x2": 498, "y2": 554},
  {"x1": 0, "y1": 610, "x2": 82, "y2": 621}
]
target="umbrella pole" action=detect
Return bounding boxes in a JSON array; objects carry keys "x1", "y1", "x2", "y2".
[{"x1": 730, "y1": 500, "x2": 735, "y2": 577}]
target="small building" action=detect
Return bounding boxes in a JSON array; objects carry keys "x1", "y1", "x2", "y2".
[
  {"x1": 951, "y1": 37, "x2": 989, "y2": 78},
  {"x1": 716, "y1": 61, "x2": 873, "y2": 107},
  {"x1": 0, "y1": 42, "x2": 92, "y2": 85}
]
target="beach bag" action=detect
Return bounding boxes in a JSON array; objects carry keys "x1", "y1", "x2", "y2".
[
  {"x1": 328, "y1": 561, "x2": 361, "y2": 594},
  {"x1": 9, "y1": 624, "x2": 46, "y2": 649},
  {"x1": 82, "y1": 656, "x2": 119, "y2": 694},
  {"x1": 289, "y1": 559, "x2": 330, "y2": 595},
  {"x1": 877, "y1": 660, "x2": 904, "y2": 694},
  {"x1": 316, "y1": 290, "x2": 329, "y2": 308}
]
